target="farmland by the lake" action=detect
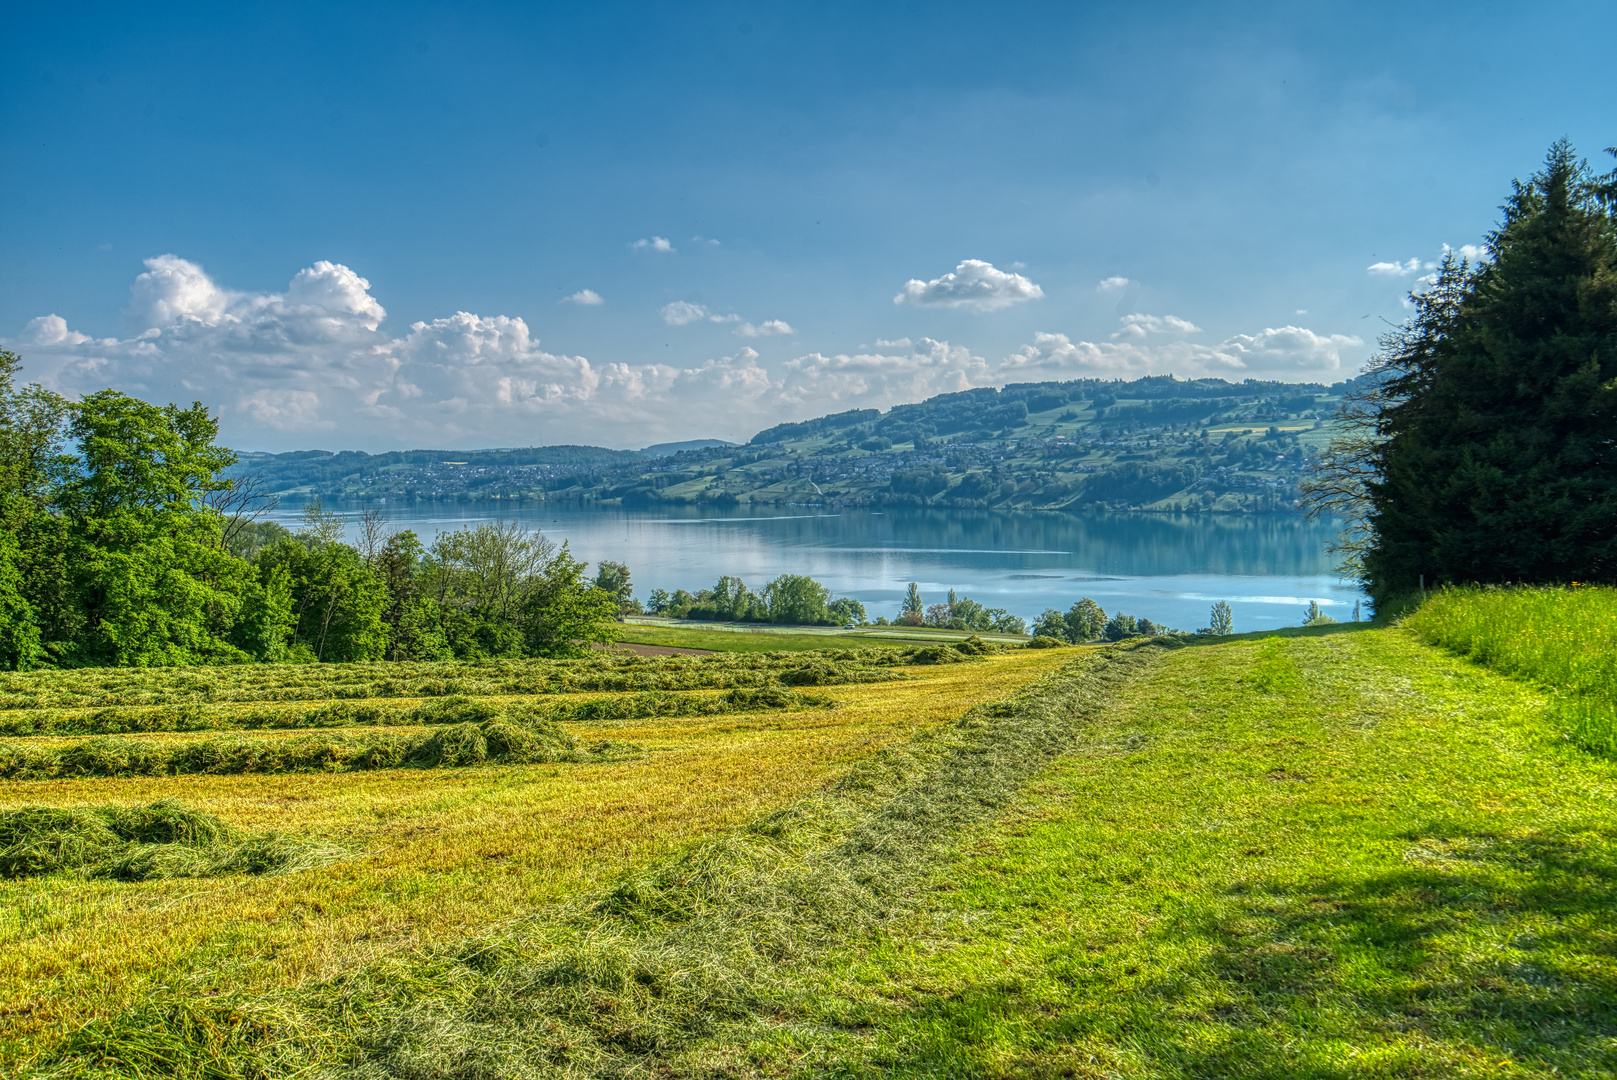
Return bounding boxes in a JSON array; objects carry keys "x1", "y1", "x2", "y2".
[{"x1": 5, "y1": 591, "x2": 1617, "y2": 1077}]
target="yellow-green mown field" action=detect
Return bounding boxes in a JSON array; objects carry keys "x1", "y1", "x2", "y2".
[{"x1": 0, "y1": 645, "x2": 1068, "y2": 1058}]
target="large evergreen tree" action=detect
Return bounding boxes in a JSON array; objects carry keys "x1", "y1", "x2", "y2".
[{"x1": 1362, "y1": 141, "x2": 1617, "y2": 605}]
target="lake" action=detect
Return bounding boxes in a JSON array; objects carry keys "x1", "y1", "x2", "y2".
[{"x1": 279, "y1": 502, "x2": 1365, "y2": 633}]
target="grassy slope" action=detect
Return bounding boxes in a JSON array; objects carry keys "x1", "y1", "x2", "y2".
[
  {"x1": 783, "y1": 626, "x2": 1617, "y2": 1076},
  {"x1": 16, "y1": 623, "x2": 1617, "y2": 1076},
  {"x1": 0, "y1": 650, "x2": 1068, "y2": 1059}
]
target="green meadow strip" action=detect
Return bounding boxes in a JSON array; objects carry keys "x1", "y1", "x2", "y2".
[{"x1": 1405, "y1": 585, "x2": 1617, "y2": 754}]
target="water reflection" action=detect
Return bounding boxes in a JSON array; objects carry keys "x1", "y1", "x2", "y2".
[{"x1": 281, "y1": 503, "x2": 1363, "y2": 632}]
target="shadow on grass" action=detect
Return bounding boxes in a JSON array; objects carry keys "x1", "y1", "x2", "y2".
[{"x1": 871, "y1": 821, "x2": 1617, "y2": 1078}]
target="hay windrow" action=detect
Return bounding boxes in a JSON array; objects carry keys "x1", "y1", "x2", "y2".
[
  {"x1": 0, "y1": 671, "x2": 852, "y2": 738},
  {"x1": 0, "y1": 645, "x2": 962, "y2": 714},
  {"x1": 0, "y1": 711, "x2": 618, "y2": 780},
  {"x1": 0, "y1": 800, "x2": 344, "y2": 881},
  {"x1": 30, "y1": 642, "x2": 1159, "y2": 1078}
]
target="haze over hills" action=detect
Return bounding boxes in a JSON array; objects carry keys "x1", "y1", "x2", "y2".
[{"x1": 232, "y1": 373, "x2": 1366, "y2": 514}]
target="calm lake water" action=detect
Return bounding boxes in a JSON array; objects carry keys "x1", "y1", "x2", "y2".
[{"x1": 281, "y1": 503, "x2": 1363, "y2": 633}]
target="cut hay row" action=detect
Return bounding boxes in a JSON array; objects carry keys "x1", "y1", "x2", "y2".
[
  {"x1": 0, "y1": 800, "x2": 343, "y2": 881},
  {"x1": 0, "y1": 711, "x2": 618, "y2": 781},
  {"x1": 0, "y1": 643, "x2": 983, "y2": 711},
  {"x1": 0, "y1": 686, "x2": 837, "y2": 739}
]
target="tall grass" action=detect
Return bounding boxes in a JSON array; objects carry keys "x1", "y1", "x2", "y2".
[{"x1": 1404, "y1": 585, "x2": 1617, "y2": 754}]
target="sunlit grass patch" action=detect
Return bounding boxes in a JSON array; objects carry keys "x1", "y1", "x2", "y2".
[
  {"x1": 778, "y1": 628, "x2": 1617, "y2": 1078},
  {"x1": 0, "y1": 647, "x2": 1069, "y2": 1060},
  {"x1": 1406, "y1": 584, "x2": 1617, "y2": 754}
]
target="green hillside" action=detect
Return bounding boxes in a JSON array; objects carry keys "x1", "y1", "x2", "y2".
[{"x1": 230, "y1": 374, "x2": 1367, "y2": 513}]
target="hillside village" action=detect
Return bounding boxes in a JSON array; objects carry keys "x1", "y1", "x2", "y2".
[{"x1": 233, "y1": 373, "x2": 1364, "y2": 514}]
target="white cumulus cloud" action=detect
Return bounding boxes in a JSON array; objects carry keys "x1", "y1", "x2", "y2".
[
  {"x1": 999, "y1": 320, "x2": 1361, "y2": 381},
  {"x1": 22, "y1": 315, "x2": 104, "y2": 347},
  {"x1": 661, "y1": 301, "x2": 742, "y2": 326},
  {"x1": 632, "y1": 236, "x2": 675, "y2": 253},
  {"x1": 894, "y1": 259, "x2": 1043, "y2": 312},
  {"x1": 1112, "y1": 313, "x2": 1202, "y2": 340},
  {"x1": 5, "y1": 256, "x2": 1371, "y2": 452},
  {"x1": 562, "y1": 289, "x2": 604, "y2": 306},
  {"x1": 734, "y1": 319, "x2": 795, "y2": 337},
  {"x1": 1367, "y1": 257, "x2": 1433, "y2": 276},
  {"x1": 1096, "y1": 276, "x2": 1131, "y2": 292}
]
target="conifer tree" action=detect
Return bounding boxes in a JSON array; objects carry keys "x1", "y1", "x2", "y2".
[{"x1": 1362, "y1": 141, "x2": 1617, "y2": 605}]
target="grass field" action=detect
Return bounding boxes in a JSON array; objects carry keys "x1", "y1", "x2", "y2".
[
  {"x1": 0, "y1": 643, "x2": 1064, "y2": 1065},
  {"x1": 1406, "y1": 584, "x2": 1617, "y2": 754},
  {"x1": 8, "y1": 607, "x2": 1617, "y2": 1077}
]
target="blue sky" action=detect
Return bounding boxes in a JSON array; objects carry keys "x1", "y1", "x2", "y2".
[{"x1": 2, "y1": 0, "x2": 1613, "y2": 451}]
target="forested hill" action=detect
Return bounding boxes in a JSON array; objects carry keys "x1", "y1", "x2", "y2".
[{"x1": 233, "y1": 374, "x2": 1370, "y2": 513}]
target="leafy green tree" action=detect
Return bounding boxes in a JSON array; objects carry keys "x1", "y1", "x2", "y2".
[
  {"x1": 423, "y1": 520, "x2": 550, "y2": 657},
  {"x1": 1208, "y1": 600, "x2": 1234, "y2": 635},
  {"x1": 255, "y1": 504, "x2": 389, "y2": 662},
  {"x1": 899, "y1": 578, "x2": 924, "y2": 620},
  {"x1": 988, "y1": 610, "x2": 1028, "y2": 635},
  {"x1": 647, "y1": 588, "x2": 670, "y2": 614},
  {"x1": 1064, "y1": 598, "x2": 1106, "y2": 642},
  {"x1": 376, "y1": 530, "x2": 449, "y2": 661},
  {"x1": 520, "y1": 541, "x2": 620, "y2": 657},
  {"x1": 1033, "y1": 609, "x2": 1068, "y2": 640},
  {"x1": 0, "y1": 529, "x2": 41, "y2": 670},
  {"x1": 233, "y1": 563, "x2": 297, "y2": 662},
  {"x1": 58, "y1": 391, "x2": 252, "y2": 666},
  {"x1": 1302, "y1": 600, "x2": 1337, "y2": 626},
  {"x1": 1362, "y1": 142, "x2": 1617, "y2": 605},
  {"x1": 828, "y1": 596, "x2": 866, "y2": 625},
  {"x1": 711, "y1": 576, "x2": 761, "y2": 621},
  {"x1": 593, "y1": 560, "x2": 635, "y2": 616},
  {"x1": 1103, "y1": 613, "x2": 1140, "y2": 641},
  {"x1": 764, "y1": 574, "x2": 833, "y2": 625}
]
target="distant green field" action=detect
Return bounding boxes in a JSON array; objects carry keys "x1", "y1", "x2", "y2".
[{"x1": 616, "y1": 619, "x2": 1026, "y2": 653}]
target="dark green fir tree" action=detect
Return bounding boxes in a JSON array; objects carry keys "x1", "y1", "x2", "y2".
[{"x1": 1363, "y1": 141, "x2": 1617, "y2": 606}]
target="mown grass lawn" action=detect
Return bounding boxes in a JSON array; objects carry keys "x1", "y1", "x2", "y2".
[
  {"x1": 0, "y1": 648, "x2": 1067, "y2": 1064},
  {"x1": 12, "y1": 622, "x2": 1616, "y2": 1077},
  {"x1": 794, "y1": 626, "x2": 1617, "y2": 1077}
]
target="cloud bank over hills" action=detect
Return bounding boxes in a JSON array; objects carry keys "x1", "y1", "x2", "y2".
[{"x1": 10, "y1": 255, "x2": 1362, "y2": 450}]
